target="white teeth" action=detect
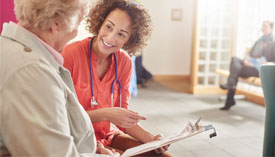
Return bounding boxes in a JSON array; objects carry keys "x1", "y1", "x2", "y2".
[{"x1": 103, "y1": 40, "x2": 113, "y2": 47}]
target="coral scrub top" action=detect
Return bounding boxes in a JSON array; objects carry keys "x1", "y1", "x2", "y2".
[{"x1": 62, "y1": 37, "x2": 132, "y2": 146}]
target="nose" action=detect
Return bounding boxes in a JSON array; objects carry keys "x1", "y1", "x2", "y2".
[{"x1": 105, "y1": 31, "x2": 116, "y2": 43}]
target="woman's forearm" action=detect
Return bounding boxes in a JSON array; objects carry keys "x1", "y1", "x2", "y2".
[
  {"x1": 87, "y1": 108, "x2": 111, "y2": 122},
  {"x1": 125, "y1": 124, "x2": 154, "y2": 143}
]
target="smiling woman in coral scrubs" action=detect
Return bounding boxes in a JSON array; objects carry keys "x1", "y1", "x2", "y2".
[{"x1": 62, "y1": 0, "x2": 171, "y2": 156}]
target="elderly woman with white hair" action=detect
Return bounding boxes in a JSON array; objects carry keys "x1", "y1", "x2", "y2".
[{"x1": 0, "y1": 0, "x2": 116, "y2": 156}]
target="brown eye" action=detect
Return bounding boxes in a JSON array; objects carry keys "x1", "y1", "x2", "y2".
[
  {"x1": 118, "y1": 33, "x2": 126, "y2": 38},
  {"x1": 106, "y1": 25, "x2": 111, "y2": 30}
]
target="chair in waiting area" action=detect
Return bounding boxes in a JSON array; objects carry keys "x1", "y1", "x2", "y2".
[{"x1": 260, "y1": 64, "x2": 275, "y2": 156}]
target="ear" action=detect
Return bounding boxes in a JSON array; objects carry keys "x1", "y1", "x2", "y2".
[{"x1": 50, "y1": 20, "x2": 61, "y2": 34}]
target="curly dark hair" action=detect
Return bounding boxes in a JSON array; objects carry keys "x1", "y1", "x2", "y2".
[{"x1": 86, "y1": 0, "x2": 152, "y2": 55}]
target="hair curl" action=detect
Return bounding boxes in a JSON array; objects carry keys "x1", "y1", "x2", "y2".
[
  {"x1": 86, "y1": 0, "x2": 152, "y2": 55},
  {"x1": 14, "y1": 0, "x2": 90, "y2": 32}
]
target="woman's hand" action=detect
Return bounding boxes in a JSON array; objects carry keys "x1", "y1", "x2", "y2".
[
  {"x1": 107, "y1": 107, "x2": 146, "y2": 128},
  {"x1": 96, "y1": 143, "x2": 120, "y2": 157},
  {"x1": 152, "y1": 134, "x2": 170, "y2": 154}
]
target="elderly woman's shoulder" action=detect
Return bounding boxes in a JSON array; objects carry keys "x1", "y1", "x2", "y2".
[{"x1": 0, "y1": 36, "x2": 39, "y2": 63}]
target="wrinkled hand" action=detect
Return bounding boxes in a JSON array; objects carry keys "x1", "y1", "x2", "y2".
[
  {"x1": 108, "y1": 107, "x2": 146, "y2": 128},
  {"x1": 152, "y1": 134, "x2": 170, "y2": 154},
  {"x1": 96, "y1": 143, "x2": 120, "y2": 157}
]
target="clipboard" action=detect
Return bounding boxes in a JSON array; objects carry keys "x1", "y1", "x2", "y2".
[{"x1": 121, "y1": 118, "x2": 217, "y2": 157}]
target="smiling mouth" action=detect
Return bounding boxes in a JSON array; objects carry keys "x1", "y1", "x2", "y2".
[{"x1": 102, "y1": 39, "x2": 114, "y2": 48}]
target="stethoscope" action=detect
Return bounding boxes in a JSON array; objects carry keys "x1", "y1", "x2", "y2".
[{"x1": 89, "y1": 38, "x2": 122, "y2": 108}]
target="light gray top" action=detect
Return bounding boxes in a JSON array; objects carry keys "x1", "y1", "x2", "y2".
[{"x1": 0, "y1": 22, "x2": 106, "y2": 157}]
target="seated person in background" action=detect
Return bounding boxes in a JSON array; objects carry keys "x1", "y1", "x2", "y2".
[
  {"x1": 62, "y1": 0, "x2": 170, "y2": 156},
  {"x1": 219, "y1": 21, "x2": 274, "y2": 110},
  {"x1": 0, "y1": 0, "x2": 115, "y2": 156},
  {"x1": 262, "y1": 41, "x2": 275, "y2": 63}
]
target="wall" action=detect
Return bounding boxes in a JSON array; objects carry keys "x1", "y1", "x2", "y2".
[
  {"x1": 0, "y1": 0, "x2": 17, "y2": 33},
  {"x1": 140, "y1": 0, "x2": 195, "y2": 75},
  {"x1": 72, "y1": 0, "x2": 195, "y2": 75}
]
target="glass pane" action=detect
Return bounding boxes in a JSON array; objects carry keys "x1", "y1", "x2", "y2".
[
  {"x1": 201, "y1": 16, "x2": 208, "y2": 25},
  {"x1": 221, "y1": 52, "x2": 230, "y2": 61},
  {"x1": 211, "y1": 28, "x2": 219, "y2": 36},
  {"x1": 210, "y1": 52, "x2": 216, "y2": 60},
  {"x1": 223, "y1": 15, "x2": 232, "y2": 25},
  {"x1": 200, "y1": 27, "x2": 207, "y2": 36},
  {"x1": 198, "y1": 77, "x2": 205, "y2": 85},
  {"x1": 199, "y1": 52, "x2": 206, "y2": 60},
  {"x1": 211, "y1": 40, "x2": 218, "y2": 49},
  {"x1": 209, "y1": 64, "x2": 216, "y2": 72},
  {"x1": 222, "y1": 28, "x2": 231, "y2": 37},
  {"x1": 199, "y1": 65, "x2": 205, "y2": 72},
  {"x1": 222, "y1": 40, "x2": 230, "y2": 49},
  {"x1": 200, "y1": 40, "x2": 208, "y2": 48},
  {"x1": 208, "y1": 76, "x2": 215, "y2": 85},
  {"x1": 220, "y1": 64, "x2": 229, "y2": 70}
]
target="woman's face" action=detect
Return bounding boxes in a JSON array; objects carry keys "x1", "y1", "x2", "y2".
[
  {"x1": 262, "y1": 22, "x2": 273, "y2": 36},
  {"x1": 95, "y1": 9, "x2": 132, "y2": 55}
]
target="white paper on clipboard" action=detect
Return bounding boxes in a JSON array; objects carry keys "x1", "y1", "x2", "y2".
[{"x1": 121, "y1": 118, "x2": 216, "y2": 157}]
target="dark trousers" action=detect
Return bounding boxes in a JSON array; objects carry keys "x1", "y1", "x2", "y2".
[
  {"x1": 225, "y1": 57, "x2": 259, "y2": 104},
  {"x1": 135, "y1": 55, "x2": 152, "y2": 85}
]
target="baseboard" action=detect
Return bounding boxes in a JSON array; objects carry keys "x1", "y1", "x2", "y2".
[
  {"x1": 236, "y1": 89, "x2": 265, "y2": 106},
  {"x1": 153, "y1": 75, "x2": 191, "y2": 93},
  {"x1": 153, "y1": 75, "x2": 190, "y2": 81},
  {"x1": 192, "y1": 86, "x2": 227, "y2": 94}
]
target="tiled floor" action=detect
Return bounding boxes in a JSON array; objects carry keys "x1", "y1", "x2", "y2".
[{"x1": 129, "y1": 82, "x2": 265, "y2": 157}]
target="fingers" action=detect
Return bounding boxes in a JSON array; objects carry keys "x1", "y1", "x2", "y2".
[
  {"x1": 112, "y1": 108, "x2": 146, "y2": 128},
  {"x1": 117, "y1": 108, "x2": 146, "y2": 121},
  {"x1": 137, "y1": 115, "x2": 146, "y2": 120},
  {"x1": 154, "y1": 145, "x2": 169, "y2": 154},
  {"x1": 128, "y1": 110, "x2": 146, "y2": 121},
  {"x1": 97, "y1": 142, "x2": 104, "y2": 148},
  {"x1": 123, "y1": 113, "x2": 145, "y2": 128},
  {"x1": 153, "y1": 134, "x2": 163, "y2": 141},
  {"x1": 152, "y1": 134, "x2": 169, "y2": 154},
  {"x1": 124, "y1": 109, "x2": 146, "y2": 122},
  {"x1": 155, "y1": 147, "x2": 166, "y2": 154},
  {"x1": 125, "y1": 118, "x2": 139, "y2": 125},
  {"x1": 164, "y1": 144, "x2": 170, "y2": 149},
  {"x1": 162, "y1": 144, "x2": 170, "y2": 151},
  {"x1": 114, "y1": 152, "x2": 120, "y2": 157},
  {"x1": 116, "y1": 118, "x2": 138, "y2": 128}
]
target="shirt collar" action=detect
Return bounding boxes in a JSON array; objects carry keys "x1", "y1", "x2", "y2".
[
  {"x1": 90, "y1": 37, "x2": 115, "y2": 68},
  {"x1": 15, "y1": 23, "x2": 64, "y2": 65},
  {"x1": 1, "y1": 22, "x2": 63, "y2": 72}
]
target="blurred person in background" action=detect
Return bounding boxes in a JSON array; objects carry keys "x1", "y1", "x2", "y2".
[{"x1": 219, "y1": 21, "x2": 274, "y2": 110}]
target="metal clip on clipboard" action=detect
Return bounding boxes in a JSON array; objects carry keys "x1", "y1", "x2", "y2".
[
  {"x1": 121, "y1": 117, "x2": 217, "y2": 157},
  {"x1": 195, "y1": 117, "x2": 217, "y2": 138}
]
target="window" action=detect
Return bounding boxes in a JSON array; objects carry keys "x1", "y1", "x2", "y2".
[
  {"x1": 234, "y1": 0, "x2": 275, "y2": 59},
  {"x1": 197, "y1": 0, "x2": 233, "y2": 86}
]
